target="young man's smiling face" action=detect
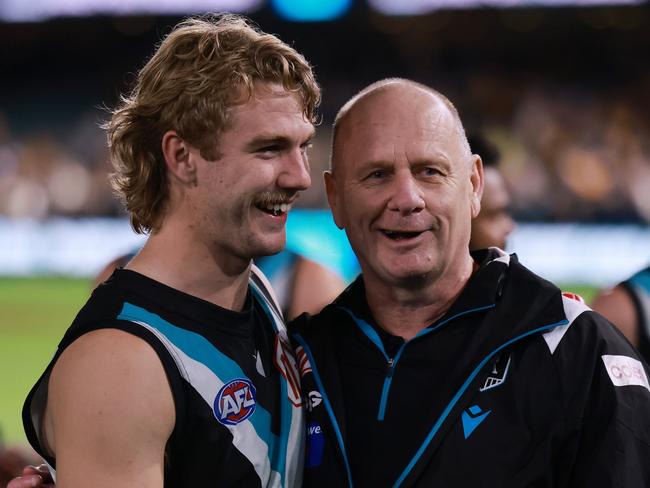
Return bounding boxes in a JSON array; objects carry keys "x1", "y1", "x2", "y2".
[{"x1": 187, "y1": 81, "x2": 314, "y2": 264}]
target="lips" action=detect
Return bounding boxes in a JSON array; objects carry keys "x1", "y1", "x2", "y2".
[
  {"x1": 254, "y1": 192, "x2": 296, "y2": 217},
  {"x1": 382, "y1": 229, "x2": 425, "y2": 240},
  {"x1": 256, "y1": 202, "x2": 291, "y2": 216}
]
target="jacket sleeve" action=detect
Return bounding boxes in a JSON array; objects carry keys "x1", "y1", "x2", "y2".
[{"x1": 553, "y1": 310, "x2": 650, "y2": 487}]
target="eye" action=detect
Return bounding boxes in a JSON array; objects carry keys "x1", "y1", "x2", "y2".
[
  {"x1": 419, "y1": 166, "x2": 443, "y2": 177},
  {"x1": 300, "y1": 142, "x2": 313, "y2": 155},
  {"x1": 256, "y1": 146, "x2": 281, "y2": 158},
  {"x1": 367, "y1": 169, "x2": 386, "y2": 180}
]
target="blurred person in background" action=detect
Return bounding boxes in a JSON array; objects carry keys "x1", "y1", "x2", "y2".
[
  {"x1": 592, "y1": 265, "x2": 650, "y2": 364},
  {"x1": 255, "y1": 250, "x2": 346, "y2": 320},
  {"x1": 467, "y1": 133, "x2": 515, "y2": 251},
  {"x1": 13, "y1": 14, "x2": 319, "y2": 488}
]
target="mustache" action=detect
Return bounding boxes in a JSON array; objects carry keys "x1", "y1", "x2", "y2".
[{"x1": 254, "y1": 191, "x2": 298, "y2": 206}]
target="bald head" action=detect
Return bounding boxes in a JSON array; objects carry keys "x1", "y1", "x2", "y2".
[
  {"x1": 323, "y1": 78, "x2": 484, "y2": 297},
  {"x1": 330, "y1": 78, "x2": 472, "y2": 175}
]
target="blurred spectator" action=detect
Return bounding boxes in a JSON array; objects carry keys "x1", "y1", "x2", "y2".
[
  {"x1": 592, "y1": 265, "x2": 650, "y2": 363},
  {"x1": 255, "y1": 251, "x2": 345, "y2": 320},
  {"x1": 468, "y1": 132, "x2": 515, "y2": 250}
]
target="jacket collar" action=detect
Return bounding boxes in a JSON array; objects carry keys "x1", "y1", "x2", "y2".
[{"x1": 335, "y1": 247, "x2": 513, "y2": 332}]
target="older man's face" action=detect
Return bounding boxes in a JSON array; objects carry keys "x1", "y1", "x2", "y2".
[{"x1": 326, "y1": 87, "x2": 482, "y2": 289}]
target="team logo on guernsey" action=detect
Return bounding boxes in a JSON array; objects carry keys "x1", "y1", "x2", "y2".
[
  {"x1": 214, "y1": 378, "x2": 257, "y2": 425},
  {"x1": 562, "y1": 291, "x2": 585, "y2": 303},
  {"x1": 295, "y1": 345, "x2": 313, "y2": 377},
  {"x1": 274, "y1": 336, "x2": 303, "y2": 407}
]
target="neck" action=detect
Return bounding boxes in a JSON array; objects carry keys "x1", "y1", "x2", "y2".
[
  {"x1": 364, "y1": 256, "x2": 476, "y2": 341},
  {"x1": 126, "y1": 220, "x2": 251, "y2": 312}
]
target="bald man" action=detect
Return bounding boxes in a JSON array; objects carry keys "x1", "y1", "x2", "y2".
[{"x1": 291, "y1": 79, "x2": 650, "y2": 487}]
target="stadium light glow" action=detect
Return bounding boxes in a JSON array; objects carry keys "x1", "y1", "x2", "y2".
[
  {"x1": 368, "y1": 0, "x2": 643, "y2": 15},
  {"x1": 271, "y1": 0, "x2": 352, "y2": 21},
  {"x1": 0, "y1": 0, "x2": 264, "y2": 22}
]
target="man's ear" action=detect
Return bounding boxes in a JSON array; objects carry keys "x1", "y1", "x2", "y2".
[
  {"x1": 324, "y1": 171, "x2": 344, "y2": 230},
  {"x1": 469, "y1": 154, "x2": 484, "y2": 218},
  {"x1": 162, "y1": 130, "x2": 197, "y2": 186}
]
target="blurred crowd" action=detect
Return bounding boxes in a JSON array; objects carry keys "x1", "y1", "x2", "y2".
[
  {"x1": 1, "y1": 81, "x2": 649, "y2": 223},
  {"x1": 496, "y1": 83, "x2": 650, "y2": 223}
]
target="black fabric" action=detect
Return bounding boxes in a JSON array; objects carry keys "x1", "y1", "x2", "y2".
[
  {"x1": 291, "y1": 249, "x2": 650, "y2": 488},
  {"x1": 334, "y1": 252, "x2": 506, "y2": 488},
  {"x1": 23, "y1": 269, "x2": 283, "y2": 487}
]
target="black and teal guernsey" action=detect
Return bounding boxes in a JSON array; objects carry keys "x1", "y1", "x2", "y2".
[{"x1": 23, "y1": 267, "x2": 305, "y2": 487}]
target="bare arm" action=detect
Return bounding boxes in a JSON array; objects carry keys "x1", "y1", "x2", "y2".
[
  {"x1": 43, "y1": 329, "x2": 175, "y2": 488},
  {"x1": 287, "y1": 257, "x2": 346, "y2": 320},
  {"x1": 591, "y1": 285, "x2": 639, "y2": 346}
]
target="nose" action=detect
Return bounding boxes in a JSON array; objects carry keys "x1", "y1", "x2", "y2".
[
  {"x1": 278, "y1": 148, "x2": 311, "y2": 192},
  {"x1": 387, "y1": 171, "x2": 425, "y2": 215}
]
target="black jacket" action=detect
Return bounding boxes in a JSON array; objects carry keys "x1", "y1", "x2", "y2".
[{"x1": 290, "y1": 249, "x2": 650, "y2": 488}]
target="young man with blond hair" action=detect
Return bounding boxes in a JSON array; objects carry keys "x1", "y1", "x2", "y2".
[{"x1": 19, "y1": 14, "x2": 319, "y2": 488}]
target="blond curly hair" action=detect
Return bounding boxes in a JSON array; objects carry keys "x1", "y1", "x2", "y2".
[{"x1": 106, "y1": 14, "x2": 321, "y2": 234}]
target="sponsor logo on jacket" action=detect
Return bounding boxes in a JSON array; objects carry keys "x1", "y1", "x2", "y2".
[
  {"x1": 214, "y1": 378, "x2": 257, "y2": 425},
  {"x1": 602, "y1": 355, "x2": 650, "y2": 392}
]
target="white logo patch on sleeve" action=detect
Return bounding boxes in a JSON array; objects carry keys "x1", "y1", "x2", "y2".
[{"x1": 602, "y1": 355, "x2": 650, "y2": 392}]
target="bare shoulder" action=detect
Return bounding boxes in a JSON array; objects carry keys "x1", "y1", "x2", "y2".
[
  {"x1": 289, "y1": 257, "x2": 346, "y2": 319},
  {"x1": 45, "y1": 328, "x2": 175, "y2": 487},
  {"x1": 591, "y1": 285, "x2": 638, "y2": 346}
]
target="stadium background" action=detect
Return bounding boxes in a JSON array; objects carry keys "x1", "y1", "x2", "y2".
[{"x1": 1, "y1": 0, "x2": 649, "y2": 477}]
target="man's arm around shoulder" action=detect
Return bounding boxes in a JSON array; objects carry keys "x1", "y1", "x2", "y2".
[{"x1": 45, "y1": 328, "x2": 175, "y2": 488}]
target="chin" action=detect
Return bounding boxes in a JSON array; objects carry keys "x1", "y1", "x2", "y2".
[
  {"x1": 252, "y1": 238, "x2": 286, "y2": 258},
  {"x1": 381, "y1": 266, "x2": 437, "y2": 287}
]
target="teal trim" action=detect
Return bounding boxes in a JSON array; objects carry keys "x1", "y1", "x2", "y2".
[
  {"x1": 249, "y1": 285, "x2": 292, "y2": 486},
  {"x1": 416, "y1": 304, "x2": 497, "y2": 339},
  {"x1": 393, "y1": 319, "x2": 569, "y2": 488},
  {"x1": 377, "y1": 375, "x2": 392, "y2": 421},
  {"x1": 294, "y1": 334, "x2": 354, "y2": 488},
  {"x1": 340, "y1": 308, "x2": 388, "y2": 360},
  {"x1": 118, "y1": 302, "x2": 283, "y2": 476},
  {"x1": 342, "y1": 304, "x2": 496, "y2": 422}
]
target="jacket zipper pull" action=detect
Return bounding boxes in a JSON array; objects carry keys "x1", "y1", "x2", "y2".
[{"x1": 387, "y1": 357, "x2": 395, "y2": 377}]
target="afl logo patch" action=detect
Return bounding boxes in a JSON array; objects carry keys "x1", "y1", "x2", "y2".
[{"x1": 214, "y1": 378, "x2": 257, "y2": 426}]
